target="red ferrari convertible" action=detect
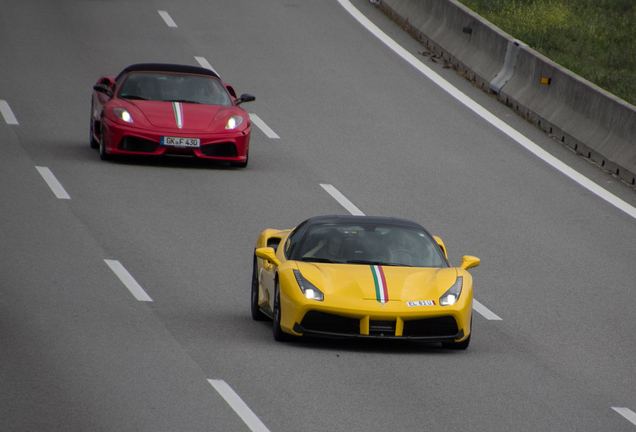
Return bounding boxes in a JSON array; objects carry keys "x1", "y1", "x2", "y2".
[{"x1": 90, "y1": 63, "x2": 255, "y2": 167}]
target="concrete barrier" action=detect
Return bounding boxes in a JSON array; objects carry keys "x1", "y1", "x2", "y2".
[
  {"x1": 500, "y1": 46, "x2": 636, "y2": 183},
  {"x1": 380, "y1": 0, "x2": 511, "y2": 90},
  {"x1": 379, "y1": 0, "x2": 636, "y2": 187}
]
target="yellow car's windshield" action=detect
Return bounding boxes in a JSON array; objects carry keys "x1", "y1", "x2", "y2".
[{"x1": 295, "y1": 224, "x2": 448, "y2": 268}]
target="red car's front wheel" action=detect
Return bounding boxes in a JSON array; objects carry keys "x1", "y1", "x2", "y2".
[
  {"x1": 89, "y1": 101, "x2": 99, "y2": 149},
  {"x1": 98, "y1": 126, "x2": 113, "y2": 161}
]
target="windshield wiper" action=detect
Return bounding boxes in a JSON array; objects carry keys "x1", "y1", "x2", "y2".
[
  {"x1": 346, "y1": 259, "x2": 412, "y2": 267},
  {"x1": 300, "y1": 257, "x2": 337, "y2": 263},
  {"x1": 121, "y1": 95, "x2": 149, "y2": 100},
  {"x1": 162, "y1": 99, "x2": 201, "y2": 104}
]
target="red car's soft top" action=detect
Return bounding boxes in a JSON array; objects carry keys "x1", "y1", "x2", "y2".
[{"x1": 115, "y1": 63, "x2": 220, "y2": 82}]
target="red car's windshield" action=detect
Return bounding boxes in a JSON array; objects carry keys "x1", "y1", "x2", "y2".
[{"x1": 117, "y1": 72, "x2": 232, "y2": 106}]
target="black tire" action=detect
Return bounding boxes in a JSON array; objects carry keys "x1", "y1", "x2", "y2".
[
  {"x1": 251, "y1": 256, "x2": 267, "y2": 321},
  {"x1": 442, "y1": 333, "x2": 470, "y2": 350},
  {"x1": 272, "y1": 279, "x2": 293, "y2": 342},
  {"x1": 230, "y1": 152, "x2": 248, "y2": 168},
  {"x1": 98, "y1": 126, "x2": 112, "y2": 161},
  {"x1": 442, "y1": 317, "x2": 471, "y2": 350},
  {"x1": 89, "y1": 101, "x2": 98, "y2": 149}
]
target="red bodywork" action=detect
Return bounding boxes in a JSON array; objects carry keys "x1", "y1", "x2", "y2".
[{"x1": 90, "y1": 64, "x2": 253, "y2": 167}]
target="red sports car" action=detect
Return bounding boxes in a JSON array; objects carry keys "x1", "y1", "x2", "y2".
[{"x1": 90, "y1": 63, "x2": 255, "y2": 167}]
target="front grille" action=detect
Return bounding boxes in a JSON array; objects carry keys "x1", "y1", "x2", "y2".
[
  {"x1": 402, "y1": 316, "x2": 458, "y2": 337},
  {"x1": 118, "y1": 136, "x2": 159, "y2": 153},
  {"x1": 200, "y1": 142, "x2": 238, "y2": 157},
  {"x1": 300, "y1": 311, "x2": 359, "y2": 335},
  {"x1": 369, "y1": 320, "x2": 395, "y2": 336}
]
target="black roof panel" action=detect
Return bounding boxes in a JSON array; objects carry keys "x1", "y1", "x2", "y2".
[
  {"x1": 115, "y1": 63, "x2": 220, "y2": 81},
  {"x1": 300, "y1": 215, "x2": 425, "y2": 230}
]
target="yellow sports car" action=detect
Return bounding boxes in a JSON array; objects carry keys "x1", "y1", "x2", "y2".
[{"x1": 251, "y1": 215, "x2": 480, "y2": 349}]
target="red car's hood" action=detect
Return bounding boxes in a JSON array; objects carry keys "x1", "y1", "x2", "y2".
[{"x1": 129, "y1": 100, "x2": 223, "y2": 130}]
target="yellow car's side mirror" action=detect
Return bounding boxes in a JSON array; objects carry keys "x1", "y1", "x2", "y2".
[
  {"x1": 255, "y1": 247, "x2": 281, "y2": 267},
  {"x1": 460, "y1": 255, "x2": 480, "y2": 270}
]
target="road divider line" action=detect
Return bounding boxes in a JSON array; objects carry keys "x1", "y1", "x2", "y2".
[
  {"x1": 613, "y1": 407, "x2": 636, "y2": 426},
  {"x1": 0, "y1": 100, "x2": 18, "y2": 124},
  {"x1": 321, "y1": 183, "x2": 502, "y2": 320},
  {"x1": 339, "y1": 0, "x2": 636, "y2": 222},
  {"x1": 35, "y1": 167, "x2": 70, "y2": 199},
  {"x1": 104, "y1": 260, "x2": 153, "y2": 302},
  {"x1": 248, "y1": 114, "x2": 280, "y2": 139},
  {"x1": 208, "y1": 379, "x2": 270, "y2": 432},
  {"x1": 194, "y1": 56, "x2": 221, "y2": 78},
  {"x1": 158, "y1": 10, "x2": 177, "y2": 28},
  {"x1": 320, "y1": 184, "x2": 365, "y2": 216},
  {"x1": 473, "y1": 299, "x2": 502, "y2": 320}
]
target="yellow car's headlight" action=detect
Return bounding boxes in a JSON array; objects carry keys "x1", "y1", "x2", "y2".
[
  {"x1": 293, "y1": 270, "x2": 324, "y2": 301},
  {"x1": 440, "y1": 276, "x2": 462, "y2": 306}
]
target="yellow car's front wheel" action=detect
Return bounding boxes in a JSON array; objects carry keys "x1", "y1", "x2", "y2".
[
  {"x1": 250, "y1": 255, "x2": 267, "y2": 321},
  {"x1": 273, "y1": 279, "x2": 294, "y2": 342}
]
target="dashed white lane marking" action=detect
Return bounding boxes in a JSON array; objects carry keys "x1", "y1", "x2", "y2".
[
  {"x1": 104, "y1": 260, "x2": 153, "y2": 302},
  {"x1": 320, "y1": 183, "x2": 501, "y2": 320},
  {"x1": 473, "y1": 299, "x2": 502, "y2": 320},
  {"x1": 248, "y1": 114, "x2": 279, "y2": 139},
  {"x1": 613, "y1": 407, "x2": 636, "y2": 426},
  {"x1": 194, "y1": 56, "x2": 221, "y2": 78},
  {"x1": 339, "y1": 0, "x2": 636, "y2": 222},
  {"x1": 208, "y1": 379, "x2": 270, "y2": 432},
  {"x1": 320, "y1": 183, "x2": 365, "y2": 216},
  {"x1": 158, "y1": 10, "x2": 177, "y2": 28},
  {"x1": 0, "y1": 100, "x2": 18, "y2": 124},
  {"x1": 35, "y1": 167, "x2": 70, "y2": 199}
]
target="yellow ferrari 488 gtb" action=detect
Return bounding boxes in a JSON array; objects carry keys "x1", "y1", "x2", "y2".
[{"x1": 251, "y1": 215, "x2": 480, "y2": 349}]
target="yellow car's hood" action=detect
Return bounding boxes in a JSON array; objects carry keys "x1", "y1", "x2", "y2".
[{"x1": 295, "y1": 262, "x2": 459, "y2": 303}]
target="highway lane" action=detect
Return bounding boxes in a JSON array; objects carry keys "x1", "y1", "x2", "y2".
[
  {"x1": 1, "y1": 0, "x2": 636, "y2": 430},
  {"x1": 0, "y1": 122, "x2": 253, "y2": 430}
]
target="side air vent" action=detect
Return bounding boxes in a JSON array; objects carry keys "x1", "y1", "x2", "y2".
[
  {"x1": 118, "y1": 136, "x2": 159, "y2": 152},
  {"x1": 200, "y1": 142, "x2": 238, "y2": 157}
]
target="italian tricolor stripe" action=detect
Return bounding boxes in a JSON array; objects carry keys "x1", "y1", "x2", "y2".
[
  {"x1": 173, "y1": 102, "x2": 183, "y2": 129},
  {"x1": 371, "y1": 265, "x2": 388, "y2": 305}
]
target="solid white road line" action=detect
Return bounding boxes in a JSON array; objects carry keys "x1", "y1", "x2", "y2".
[
  {"x1": 320, "y1": 183, "x2": 365, "y2": 216},
  {"x1": 194, "y1": 56, "x2": 221, "y2": 78},
  {"x1": 208, "y1": 379, "x2": 270, "y2": 432},
  {"x1": 35, "y1": 167, "x2": 70, "y2": 199},
  {"x1": 320, "y1": 183, "x2": 502, "y2": 319},
  {"x1": 158, "y1": 10, "x2": 177, "y2": 28},
  {"x1": 613, "y1": 407, "x2": 636, "y2": 426},
  {"x1": 248, "y1": 114, "x2": 280, "y2": 139},
  {"x1": 339, "y1": 0, "x2": 636, "y2": 222},
  {"x1": 473, "y1": 299, "x2": 502, "y2": 320},
  {"x1": 104, "y1": 260, "x2": 153, "y2": 302},
  {"x1": 0, "y1": 100, "x2": 18, "y2": 124}
]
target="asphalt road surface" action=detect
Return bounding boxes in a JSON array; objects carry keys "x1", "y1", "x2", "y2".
[{"x1": 2, "y1": 0, "x2": 636, "y2": 430}]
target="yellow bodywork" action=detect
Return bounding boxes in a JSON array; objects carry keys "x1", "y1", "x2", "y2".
[{"x1": 254, "y1": 228, "x2": 479, "y2": 342}]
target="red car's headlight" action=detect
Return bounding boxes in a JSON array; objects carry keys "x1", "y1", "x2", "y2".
[
  {"x1": 225, "y1": 115, "x2": 244, "y2": 130},
  {"x1": 113, "y1": 107, "x2": 133, "y2": 123}
]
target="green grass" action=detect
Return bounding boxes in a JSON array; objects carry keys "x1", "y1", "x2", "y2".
[{"x1": 456, "y1": 0, "x2": 636, "y2": 106}]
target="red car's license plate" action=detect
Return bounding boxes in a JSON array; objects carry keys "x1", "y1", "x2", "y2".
[{"x1": 161, "y1": 136, "x2": 201, "y2": 148}]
